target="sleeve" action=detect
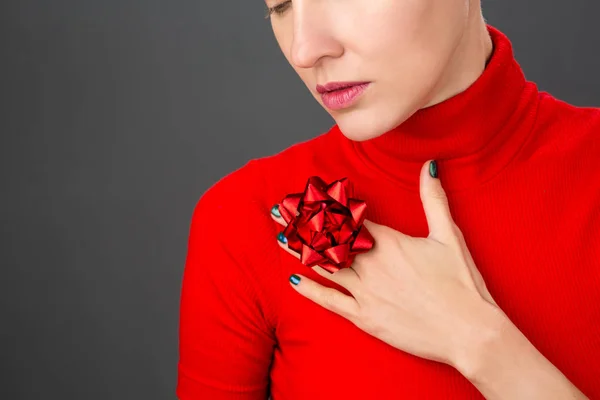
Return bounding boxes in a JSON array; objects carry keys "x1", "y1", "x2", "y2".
[{"x1": 176, "y1": 180, "x2": 277, "y2": 400}]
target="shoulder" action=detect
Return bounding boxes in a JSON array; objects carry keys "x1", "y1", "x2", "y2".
[
  {"x1": 521, "y1": 91, "x2": 600, "y2": 195},
  {"x1": 196, "y1": 128, "x2": 332, "y2": 211},
  {"x1": 184, "y1": 130, "x2": 334, "y2": 316},
  {"x1": 190, "y1": 127, "x2": 334, "y2": 252},
  {"x1": 192, "y1": 158, "x2": 261, "y2": 217},
  {"x1": 252, "y1": 128, "x2": 336, "y2": 176},
  {"x1": 534, "y1": 92, "x2": 600, "y2": 151},
  {"x1": 189, "y1": 159, "x2": 267, "y2": 252},
  {"x1": 200, "y1": 128, "x2": 336, "y2": 217},
  {"x1": 519, "y1": 91, "x2": 600, "y2": 179}
]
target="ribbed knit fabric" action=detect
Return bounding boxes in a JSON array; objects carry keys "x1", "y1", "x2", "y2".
[{"x1": 177, "y1": 24, "x2": 600, "y2": 399}]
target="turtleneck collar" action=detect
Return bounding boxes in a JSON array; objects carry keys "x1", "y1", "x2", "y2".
[{"x1": 331, "y1": 24, "x2": 540, "y2": 193}]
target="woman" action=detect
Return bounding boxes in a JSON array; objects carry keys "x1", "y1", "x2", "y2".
[{"x1": 177, "y1": 0, "x2": 600, "y2": 399}]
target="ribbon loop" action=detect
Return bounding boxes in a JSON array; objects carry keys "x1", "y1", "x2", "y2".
[{"x1": 280, "y1": 176, "x2": 375, "y2": 273}]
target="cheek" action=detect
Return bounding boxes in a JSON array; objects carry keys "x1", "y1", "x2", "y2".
[
  {"x1": 350, "y1": 2, "x2": 440, "y2": 56},
  {"x1": 355, "y1": 1, "x2": 427, "y2": 34},
  {"x1": 351, "y1": 0, "x2": 466, "y2": 80}
]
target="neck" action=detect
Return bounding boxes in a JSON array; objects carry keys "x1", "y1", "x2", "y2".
[
  {"x1": 424, "y1": 13, "x2": 494, "y2": 109},
  {"x1": 330, "y1": 24, "x2": 540, "y2": 194}
]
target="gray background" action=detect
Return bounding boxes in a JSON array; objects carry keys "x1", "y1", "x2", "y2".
[{"x1": 1, "y1": 1, "x2": 598, "y2": 399}]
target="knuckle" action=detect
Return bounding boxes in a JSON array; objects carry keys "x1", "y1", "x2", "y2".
[
  {"x1": 356, "y1": 308, "x2": 381, "y2": 335},
  {"x1": 352, "y1": 252, "x2": 366, "y2": 266},
  {"x1": 450, "y1": 222, "x2": 466, "y2": 245},
  {"x1": 350, "y1": 285, "x2": 364, "y2": 300}
]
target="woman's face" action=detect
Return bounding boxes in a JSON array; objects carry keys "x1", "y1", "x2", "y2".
[{"x1": 267, "y1": 0, "x2": 474, "y2": 140}]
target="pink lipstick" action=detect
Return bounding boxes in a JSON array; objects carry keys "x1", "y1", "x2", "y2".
[{"x1": 316, "y1": 81, "x2": 370, "y2": 110}]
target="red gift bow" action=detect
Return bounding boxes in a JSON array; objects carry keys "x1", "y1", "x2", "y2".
[{"x1": 278, "y1": 176, "x2": 375, "y2": 273}]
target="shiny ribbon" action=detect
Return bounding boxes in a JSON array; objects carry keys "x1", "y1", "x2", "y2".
[{"x1": 278, "y1": 176, "x2": 375, "y2": 273}]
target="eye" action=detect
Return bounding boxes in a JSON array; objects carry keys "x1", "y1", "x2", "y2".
[{"x1": 264, "y1": 0, "x2": 292, "y2": 19}]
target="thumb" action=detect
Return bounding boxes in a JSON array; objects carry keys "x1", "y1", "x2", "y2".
[{"x1": 420, "y1": 160, "x2": 455, "y2": 243}]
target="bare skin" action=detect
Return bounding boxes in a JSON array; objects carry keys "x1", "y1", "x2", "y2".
[{"x1": 266, "y1": 0, "x2": 493, "y2": 139}]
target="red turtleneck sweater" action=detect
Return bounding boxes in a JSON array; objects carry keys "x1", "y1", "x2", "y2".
[{"x1": 177, "y1": 24, "x2": 600, "y2": 399}]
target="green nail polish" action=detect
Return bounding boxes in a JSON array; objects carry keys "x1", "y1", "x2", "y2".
[
  {"x1": 277, "y1": 232, "x2": 288, "y2": 244},
  {"x1": 289, "y1": 274, "x2": 301, "y2": 285},
  {"x1": 271, "y1": 204, "x2": 281, "y2": 218},
  {"x1": 429, "y1": 160, "x2": 438, "y2": 178}
]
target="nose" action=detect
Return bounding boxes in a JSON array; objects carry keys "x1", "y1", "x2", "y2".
[{"x1": 289, "y1": 3, "x2": 344, "y2": 69}]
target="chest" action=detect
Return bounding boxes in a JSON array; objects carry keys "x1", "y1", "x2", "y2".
[{"x1": 269, "y1": 180, "x2": 600, "y2": 399}]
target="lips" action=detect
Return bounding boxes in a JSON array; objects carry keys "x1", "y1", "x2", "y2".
[
  {"x1": 317, "y1": 82, "x2": 370, "y2": 111},
  {"x1": 316, "y1": 81, "x2": 370, "y2": 94}
]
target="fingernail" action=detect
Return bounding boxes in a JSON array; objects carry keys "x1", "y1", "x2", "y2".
[
  {"x1": 289, "y1": 274, "x2": 301, "y2": 285},
  {"x1": 271, "y1": 204, "x2": 281, "y2": 218},
  {"x1": 429, "y1": 160, "x2": 438, "y2": 178},
  {"x1": 277, "y1": 232, "x2": 288, "y2": 244}
]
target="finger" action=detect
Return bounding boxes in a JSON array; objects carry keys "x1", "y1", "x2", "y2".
[
  {"x1": 312, "y1": 264, "x2": 360, "y2": 292},
  {"x1": 419, "y1": 160, "x2": 455, "y2": 244},
  {"x1": 271, "y1": 213, "x2": 287, "y2": 227},
  {"x1": 288, "y1": 273, "x2": 359, "y2": 320},
  {"x1": 276, "y1": 239, "x2": 359, "y2": 290},
  {"x1": 270, "y1": 204, "x2": 287, "y2": 227},
  {"x1": 362, "y1": 218, "x2": 410, "y2": 240}
]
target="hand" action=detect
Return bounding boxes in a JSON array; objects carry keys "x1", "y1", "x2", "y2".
[{"x1": 271, "y1": 160, "x2": 501, "y2": 369}]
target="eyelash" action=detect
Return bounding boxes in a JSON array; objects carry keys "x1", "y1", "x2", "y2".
[{"x1": 264, "y1": 0, "x2": 292, "y2": 19}]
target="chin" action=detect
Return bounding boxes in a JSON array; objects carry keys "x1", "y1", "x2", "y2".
[{"x1": 332, "y1": 107, "x2": 405, "y2": 142}]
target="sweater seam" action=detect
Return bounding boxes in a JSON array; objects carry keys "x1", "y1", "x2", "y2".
[{"x1": 178, "y1": 362, "x2": 268, "y2": 393}]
